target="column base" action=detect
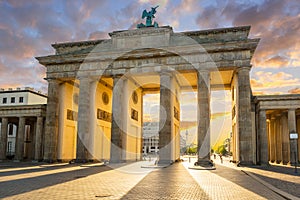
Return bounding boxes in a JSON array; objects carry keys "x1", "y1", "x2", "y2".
[
  {"x1": 237, "y1": 160, "x2": 254, "y2": 166},
  {"x1": 189, "y1": 160, "x2": 215, "y2": 170},
  {"x1": 43, "y1": 159, "x2": 56, "y2": 163},
  {"x1": 108, "y1": 159, "x2": 126, "y2": 164},
  {"x1": 282, "y1": 161, "x2": 289, "y2": 165},
  {"x1": 75, "y1": 159, "x2": 90, "y2": 163},
  {"x1": 259, "y1": 161, "x2": 270, "y2": 166},
  {"x1": 194, "y1": 160, "x2": 214, "y2": 167},
  {"x1": 157, "y1": 159, "x2": 173, "y2": 165},
  {"x1": 32, "y1": 159, "x2": 43, "y2": 162},
  {"x1": 276, "y1": 160, "x2": 282, "y2": 164}
]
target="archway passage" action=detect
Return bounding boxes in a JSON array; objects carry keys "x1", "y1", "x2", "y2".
[{"x1": 36, "y1": 25, "x2": 259, "y2": 165}]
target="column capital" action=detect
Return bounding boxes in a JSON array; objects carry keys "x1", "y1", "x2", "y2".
[
  {"x1": 78, "y1": 76, "x2": 98, "y2": 89},
  {"x1": 197, "y1": 68, "x2": 210, "y2": 73},
  {"x1": 112, "y1": 74, "x2": 123, "y2": 81},
  {"x1": 160, "y1": 70, "x2": 173, "y2": 77},
  {"x1": 45, "y1": 78, "x2": 63, "y2": 84},
  {"x1": 270, "y1": 116, "x2": 276, "y2": 121},
  {"x1": 1, "y1": 117, "x2": 8, "y2": 122},
  {"x1": 112, "y1": 74, "x2": 124, "y2": 78},
  {"x1": 235, "y1": 66, "x2": 251, "y2": 73}
]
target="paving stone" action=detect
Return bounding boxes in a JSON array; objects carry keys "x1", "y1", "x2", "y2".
[{"x1": 0, "y1": 159, "x2": 297, "y2": 200}]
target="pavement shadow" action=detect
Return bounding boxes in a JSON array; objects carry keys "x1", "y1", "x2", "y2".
[
  {"x1": 0, "y1": 163, "x2": 74, "y2": 176},
  {"x1": 247, "y1": 164, "x2": 300, "y2": 176},
  {"x1": 248, "y1": 172, "x2": 300, "y2": 198},
  {"x1": 121, "y1": 163, "x2": 210, "y2": 199},
  {"x1": 0, "y1": 164, "x2": 112, "y2": 198},
  {"x1": 211, "y1": 164, "x2": 285, "y2": 199}
]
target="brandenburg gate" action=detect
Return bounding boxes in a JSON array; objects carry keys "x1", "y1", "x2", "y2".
[{"x1": 36, "y1": 24, "x2": 259, "y2": 166}]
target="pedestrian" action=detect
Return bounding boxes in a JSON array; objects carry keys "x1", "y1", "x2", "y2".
[
  {"x1": 219, "y1": 154, "x2": 223, "y2": 163},
  {"x1": 213, "y1": 154, "x2": 216, "y2": 159}
]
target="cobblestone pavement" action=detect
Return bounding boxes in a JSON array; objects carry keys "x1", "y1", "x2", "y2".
[
  {"x1": 210, "y1": 155, "x2": 300, "y2": 199},
  {"x1": 0, "y1": 161, "x2": 155, "y2": 200},
  {"x1": 0, "y1": 158, "x2": 298, "y2": 200}
]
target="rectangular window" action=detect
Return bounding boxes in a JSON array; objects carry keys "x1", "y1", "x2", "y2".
[
  {"x1": 11, "y1": 97, "x2": 15, "y2": 103},
  {"x1": 67, "y1": 109, "x2": 78, "y2": 121},
  {"x1": 131, "y1": 108, "x2": 138, "y2": 121},
  {"x1": 19, "y1": 97, "x2": 24, "y2": 103},
  {"x1": 3, "y1": 97, "x2": 7, "y2": 104},
  {"x1": 7, "y1": 141, "x2": 13, "y2": 154},
  {"x1": 8, "y1": 123, "x2": 13, "y2": 135},
  {"x1": 97, "y1": 109, "x2": 112, "y2": 122}
]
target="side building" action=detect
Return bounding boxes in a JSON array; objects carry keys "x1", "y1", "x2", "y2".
[{"x1": 0, "y1": 88, "x2": 47, "y2": 161}]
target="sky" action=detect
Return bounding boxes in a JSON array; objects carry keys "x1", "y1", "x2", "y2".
[{"x1": 0, "y1": 0, "x2": 299, "y2": 147}]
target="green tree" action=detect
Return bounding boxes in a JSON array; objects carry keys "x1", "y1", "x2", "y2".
[{"x1": 217, "y1": 145, "x2": 227, "y2": 155}]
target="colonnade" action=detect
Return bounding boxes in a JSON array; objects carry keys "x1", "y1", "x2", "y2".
[
  {"x1": 0, "y1": 116, "x2": 44, "y2": 161},
  {"x1": 257, "y1": 108, "x2": 300, "y2": 165}
]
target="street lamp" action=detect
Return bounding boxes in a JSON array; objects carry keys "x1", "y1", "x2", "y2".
[
  {"x1": 290, "y1": 132, "x2": 298, "y2": 173},
  {"x1": 185, "y1": 130, "x2": 188, "y2": 154}
]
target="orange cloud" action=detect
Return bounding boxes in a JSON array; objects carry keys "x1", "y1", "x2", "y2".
[
  {"x1": 251, "y1": 71, "x2": 300, "y2": 94},
  {"x1": 260, "y1": 56, "x2": 290, "y2": 68},
  {"x1": 288, "y1": 88, "x2": 300, "y2": 94}
]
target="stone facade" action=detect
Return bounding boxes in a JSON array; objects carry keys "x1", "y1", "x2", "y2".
[
  {"x1": 35, "y1": 25, "x2": 261, "y2": 165},
  {"x1": 1, "y1": 26, "x2": 298, "y2": 166},
  {"x1": 254, "y1": 95, "x2": 300, "y2": 165},
  {"x1": 0, "y1": 88, "x2": 47, "y2": 161}
]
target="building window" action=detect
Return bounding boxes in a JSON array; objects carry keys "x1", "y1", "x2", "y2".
[
  {"x1": 131, "y1": 108, "x2": 138, "y2": 121},
  {"x1": 2, "y1": 97, "x2": 7, "y2": 104},
  {"x1": 7, "y1": 141, "x2": 13, "y2": 155},
  {"x1": 11, "y1": 97, "x2": 15, "y2": 103},
  {"x1": 97, "y1": 109, "x2": 112, "y2": 122},
  {"x1": 8, "y1": 124, "x2": 13, "y2": 135},
  {"x1": 67, "y1": 109, "x2": 78, "y2": 121},
  {"x1": 19, "y1": 97, "x2": 24, "y2": 103}
]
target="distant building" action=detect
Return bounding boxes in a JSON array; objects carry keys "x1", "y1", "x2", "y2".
[
  {"x1": 142, "y1": 122, "x2": 159, "y2": 154},
  {"x1": 0, "y1": 88, "x2": 47, "y2": 160}
]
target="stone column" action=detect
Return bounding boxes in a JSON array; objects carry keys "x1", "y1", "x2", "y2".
[
  {"x1": 89, "y1": 79, "x2": 98, "y2": 161},
  {"x1": 297, "y1": 115, "x2": 300, "y2": 162},
  {"x1": 158, "y1": 72, "x2": 173, "y2": 164},
  {"x1": 140, "y1": 92, "x2": 144, "y2": 160},
  {"x1": 196, "y1": 70, "x2": 212, "y2": 166},
  {"x1": 0, "y1": 117, "x2": 8, "y2": 160},
  {"x1": 76, "y1": 76, "x2": 92, "y2": 162},
  {"x1": 258, "y1": 109, "x2": 268, "y2": 164},
  {"x1": 110, "y1": 75, "x2": 125, "y2": 163},
  {"x1": 30, "y1": 121, "x2": 36, "y2": 160},
  {"x1": 270, "y1": 116, "x2": 276, "y2": 162},
  {"x1": 44, "y1": 79, "x2": 60, "y2": 162},
  {"x1": 15, "y1": 117, "x2": 26, "y2": 161},
  {"x1": 288, "y1": 109, "x2": 297, "y2": 165},
  {"x1": 34, "y1": 116, "x2": 44, "y2": 161},
  {"x1": 232, "y1": 125, "x2": 237, "y2": 162},
  {"x1": 282, "y1": 114, "x2": 289, "y2": 164},
  {"x1": 275, "y1": 115, "x2": 283, "y2": 163},
  {"x1": 236, "y1": 67, "x2": 253, "y2": 165}
]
